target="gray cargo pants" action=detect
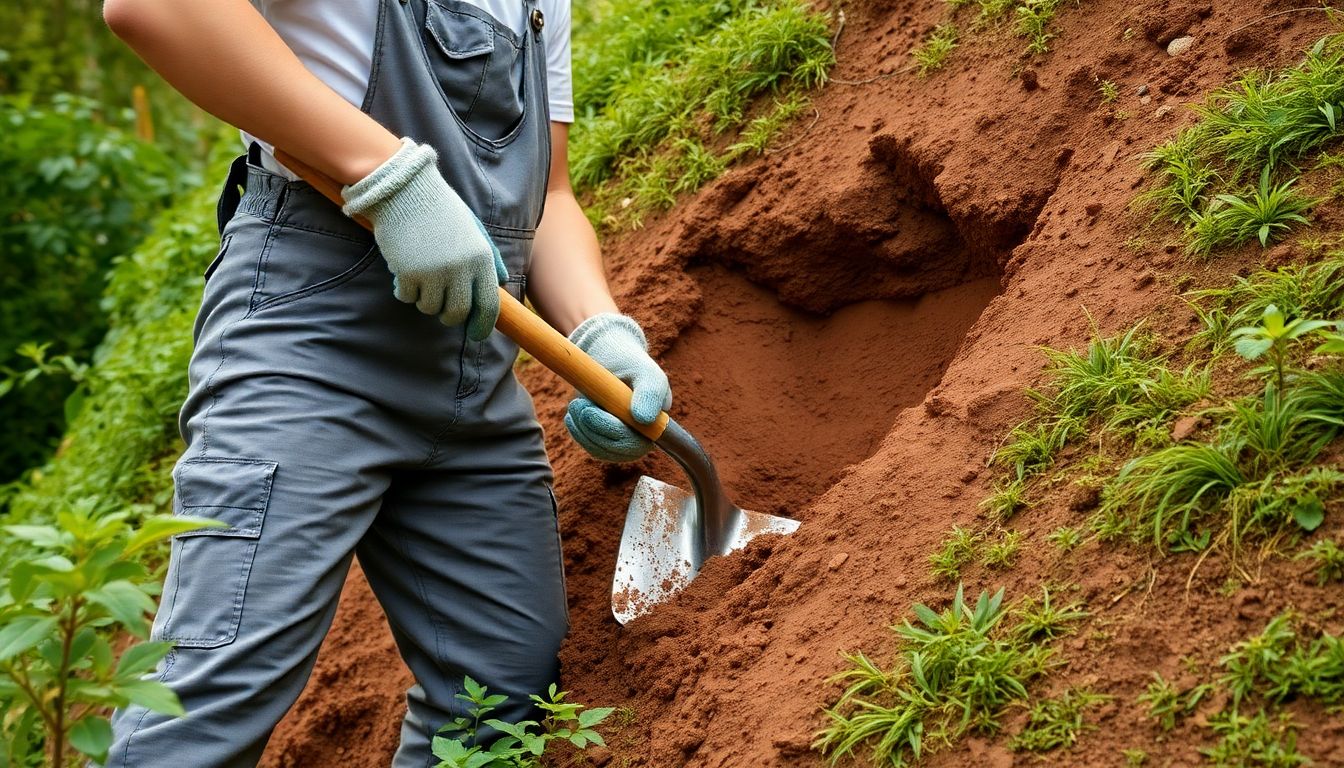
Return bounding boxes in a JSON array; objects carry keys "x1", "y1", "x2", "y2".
[{"x1": 106, "y1": 161, "x2": 568, "y2": 768}]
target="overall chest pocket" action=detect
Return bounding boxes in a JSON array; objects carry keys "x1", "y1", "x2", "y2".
[{"x1": 423, "y1": 0, "x2": 526, "y2": 143}]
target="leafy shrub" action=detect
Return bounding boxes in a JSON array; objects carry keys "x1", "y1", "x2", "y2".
[
  {"x1": 0, "y1": 94, "x2": 189, "y2": 482},
  {"x1": 432, "y1": 677, "x2": 614, "y2": 768},
  {"x1": 0, "y1": 498, "x2": 219, "y2": 767}
]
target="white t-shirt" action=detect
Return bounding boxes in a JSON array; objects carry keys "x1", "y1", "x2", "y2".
[{"x1": 243, "y1": 0, "x2": 573, "y2": 176}]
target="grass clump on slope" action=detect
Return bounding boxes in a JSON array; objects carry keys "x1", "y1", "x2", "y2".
[
  {"x1": 569, "y1": 0, "x2": 833, "y2": 229},
  {"x1": 1142, "y1": 34, "x2": 1344, "y2": 255},
  {"x1": 814, "y1": 585, "x2": 1087, "y2": 766}
]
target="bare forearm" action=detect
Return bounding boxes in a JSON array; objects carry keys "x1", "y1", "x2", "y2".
[
  {"x1": 528, "y1": 190, "x2": 618, "y2": 335},
  {"x1": 103, "y1": 0, "x2": 399, "y2": 183}
]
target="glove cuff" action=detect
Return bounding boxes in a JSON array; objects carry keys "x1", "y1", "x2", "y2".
[
  {"x1": 568, "y1": 313, "x2": 648, "y2": 354},
  {"x1": 340, "y1": 137, "x2": 450, "y2": 223}
]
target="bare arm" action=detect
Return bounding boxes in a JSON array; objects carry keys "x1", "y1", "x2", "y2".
[
  {"x1": 527, "y1": 122, "x2": 620, "y2": 335},
  {"x1": 103, "y1": 0, "x2": 400, "y2": 184}
]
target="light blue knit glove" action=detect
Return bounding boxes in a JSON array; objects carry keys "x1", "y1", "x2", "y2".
[
  {"x1": 565, "y1": 314, "x2": 671, "y2": 462},
  {"x1": 341, "y1": 137, "x2": 508, "y2": 341}
]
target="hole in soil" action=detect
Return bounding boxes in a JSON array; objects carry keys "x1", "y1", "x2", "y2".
[{"x1": 655, "y1": 265, "x2": 1001, "y2": 518}]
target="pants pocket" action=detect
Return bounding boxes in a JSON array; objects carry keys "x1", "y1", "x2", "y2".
[{"x1": 152, "y1": 458, "x2": 278, "y2": 650}]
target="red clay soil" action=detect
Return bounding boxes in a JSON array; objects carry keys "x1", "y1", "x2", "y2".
[{"x1": 262, "y1": 1, "x2": 1344, "y2": 766}]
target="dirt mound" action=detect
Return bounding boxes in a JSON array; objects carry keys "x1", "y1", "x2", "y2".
[{"x1": 263, "y1": 1, "x2": 1344, "y2": 765}]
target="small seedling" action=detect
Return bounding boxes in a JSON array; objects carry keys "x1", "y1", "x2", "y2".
[
  {"x1": 1097, "y1": 78, "x2": 1119, "y2": 103},
  {"x1": 1047, "y1": 526, "x2": 1083, "y2": 552},
  {"x1": 912, "y1": 24, "x2": 959, "y2": 75},
  {"x1": 1230, "y1": 304, "x2": 1332, "y2": 391},
  {"x1": 981, "y1": 474, "x2": 1030, "y2": 521},
  {"x1": 1296, "y1": 538, "x2": 1344, "y2": 584},
  {"x1": 1136, "y1": 672, "x2": 1212, "y2": 731},
  {"x1": 1013, "y1": 586, "x2": 1088, "y2": 641},
  {"x1": 929, "y1": 526, "x2": 981, "y2": 580},
  {"x1": 1008, "y1": 688, "x2": 1109, "y2": 752},
  {"x1": 982, "y1": 530, "x2": 1023, "y2": 569},
  {"x1": 1123, "y1": 748, "x2": 1148, "y2": 766},
  {"x1": 1201, "y1": 710, "x2": 1309, "y2": 768}
]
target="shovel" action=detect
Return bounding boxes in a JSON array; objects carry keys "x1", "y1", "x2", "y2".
[{"x1": 274, "y1": 149, "x2": 801, "y2": 623}]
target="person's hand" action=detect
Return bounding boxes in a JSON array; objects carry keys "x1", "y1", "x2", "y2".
[
  {"x1": 341, "y1": 137, "x2": 507, "y2": 340},
  {"x1": 565, "y1": 314, "x2": 671, "y2": 462}
]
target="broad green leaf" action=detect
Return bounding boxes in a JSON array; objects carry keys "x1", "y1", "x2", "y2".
[
  {"x1": 116, "y1": 679, "x2": 185, "y2": 717},
  {"x1": 115, "y1": 641, "x2": 172, "y2": 679},
  {"x1": 578, "y1": 706, "x2": 615, "y2": 728},
  {"x1": 87, "y1": 580, "x2": 156, "y2": 635},
  {"x1": 1293, "y1": 496, "x2": 1325, "y2": 532},
  {"x1": 0, "y1": 615, "x2": 59, "y2": 662},
  {"x1": 2, "y1": 525, "x2": 66, "y2": 548},
  {"x1": 124, "y1": 515, "x2": 226, "y2": 556},
  {"x1": 69, "y1": 715, "x2": 113, "y2": 760},
  {"x1": 1234, "y1": 336, "x2": 1273, "y2": 360}
]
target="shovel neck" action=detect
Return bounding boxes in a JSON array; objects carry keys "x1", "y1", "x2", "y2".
[{"x1": 655, "y1": 419, "x2": 740, "y2": 557}]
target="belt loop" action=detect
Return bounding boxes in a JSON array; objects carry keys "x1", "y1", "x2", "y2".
[{"x1": 216, "y1": 152, "x2": 251, "y2": 235}]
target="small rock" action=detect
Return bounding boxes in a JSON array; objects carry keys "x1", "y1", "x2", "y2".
[
  {"x1": 960, "y1": 469, "x2": 979, "y2": 484},
  {"x1": 1136, "y1": 83, "x2": 1150, "y2": 96},
  {"x1": 827, "y1": 552, "x2": 849, "y2": 571},
  {"x1": 1135, "y1": 271, "x2": 1156, "y2": 289},
  {"x1": 1085, "y1": 202, "x2": 1103, "y2": 218},
  {"x1": 1139, "y1": 94, "x2": 1152, "y2": 105},
  {"x1": 1067, "y1": 484, "x2": 1102, "y2": 512},
  {"x1": 1170, "y1": 413, "x2": 1203, "y2": 441},
  {"x1": 1154, "y1": 104, "x2": 1176, "y2": 120},
  {"x1": 1167, "y1": 36, "x2": 1195, "y2": 56}
]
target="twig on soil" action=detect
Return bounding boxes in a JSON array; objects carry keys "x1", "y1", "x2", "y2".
[
  {"x1": 765, "y1": 108, "x2": 822, "y2": 154},
  {"x1": 1225, "y1": 6, "x2": 1340, "y2": 38},
  {"x1": 826, "y1": 8, "x2": 916, "y2": 86},
  {"x1": 1109, "y1": 565, "x2": 1156, "y2": 607}
]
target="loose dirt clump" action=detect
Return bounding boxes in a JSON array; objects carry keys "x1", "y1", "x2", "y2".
[{"x1": 263, "y1": 1, "x2": 1344, "y2": 766}]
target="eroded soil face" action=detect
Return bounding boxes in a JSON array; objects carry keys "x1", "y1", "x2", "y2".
[{"x1": 263, "y1": 1, "x2": 1344, "y2": 766}]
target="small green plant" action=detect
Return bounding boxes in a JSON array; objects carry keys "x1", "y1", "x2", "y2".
[
  {"x1": 1012, "y1": 587, "x2": 1087, "y2": 641},
  {"x1": 1231, "y1": 305, "x2": 1332, "y2": 391},
  {"x1": 1123, "y1": 748, "x2": 1148, "y2": 766},
  {"x1": 1201, "y1": 710, "x2": 1309, "y2": 768},
  {"x1": 1296, "y1": 538, "x2": 1344, "y2": 584},
  {"x1": 1008, "y1": 688, "x2": 1109, "y2": 752},
  {"x1": 815, "y1": 586, "x2": 1055, "y2": 766},
  {"x1": 981, "y1": 530, "x2": 1023, "y2": 569},
  {"x1": 1015, "y1": 0, "x2": 1070, "y2": 55},
  {"x1": 928, "y1": 526, "x2": 980, "y2": 580},
  {"x1": 1097, "y1": 78, "x2": 1119, "y2": 103},
  {"x1": 1136, "y1": 672, "x2": 1213, "y2": 731},
  {"x1": 432, "y1": 677, "x2": 615, "y2": 768},
  {"x1": 1189, "y1": 256, "x2": 1344, "y2": 353},
  {"x1": 1189, "y1": 167, "x2": 1316, "y2": 256},
  {"x1": 1047, "y1": 526, "x2": 1083, "y2": 552},
  {"x1": 981, "y1": 472, "x2": 1030, "y2": 521},
  {"x1": 0, "y1": 498, "x2": 221, "y2": 767},
  {"x1": 912, "y1": 24, "x2": 959, "y2": 75}
]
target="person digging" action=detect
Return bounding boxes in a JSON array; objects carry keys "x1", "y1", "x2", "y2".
[{"x1": 100, "y1": 0, "x2": 670, "y2": 764}]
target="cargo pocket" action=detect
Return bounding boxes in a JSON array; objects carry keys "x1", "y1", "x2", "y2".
[
  {"x1": 423, "y1": 0, "x2": 526, "y2": 143},
  {"x1": 152, "y1": 458, "x2": 277, "y2": 649}
]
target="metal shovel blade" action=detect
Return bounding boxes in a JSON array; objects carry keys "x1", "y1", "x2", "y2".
[{"x1": 611, "y1": 475, "x2": 800, "y2": 624}]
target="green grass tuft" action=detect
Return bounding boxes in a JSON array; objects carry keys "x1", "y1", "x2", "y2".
[
  {"x1": 912, "y1": 24, "x2": 959, "y2": 76},
  {"x1": 572, "y1": 0, "x2": 834, "y2": 228},
  {"x1": 814, "y1": 586, "x2": 1058, "y2": 767},
  {"x1": 928, "y1": 526, "x2": 981, "y2": 580},
  {"x1": 1008, "y1": 688, "x2": 1109, "y2": 752}
]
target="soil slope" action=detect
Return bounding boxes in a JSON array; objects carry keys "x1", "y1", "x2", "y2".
[{"x1": 262, "y1": 1, "x2": 1344, "y2": 765}]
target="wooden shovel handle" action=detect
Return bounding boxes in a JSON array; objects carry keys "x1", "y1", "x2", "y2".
[{"x1": 273, "y1": 149, "x2": 670, "y2": 442}]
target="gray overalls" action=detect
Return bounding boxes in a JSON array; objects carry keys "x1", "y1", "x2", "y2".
[{"x1": 107, "y1": 0, "x2": 567, "y2": 765}]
